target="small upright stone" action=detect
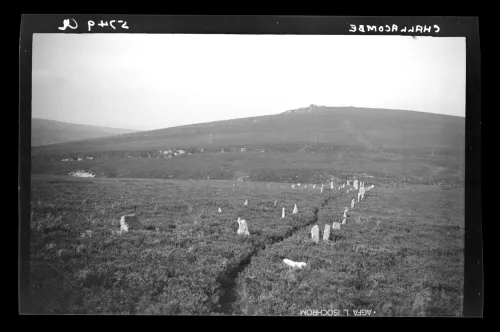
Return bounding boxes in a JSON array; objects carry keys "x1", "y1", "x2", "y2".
[
  {"x1": 332, "y1": 222, "x2": 341, "y2": 230},
  {"x1": 120, "y1": 214, "x2": 143, "y2": 233},
  {"x1": 218, "y1": 207, "x2": 222, "y2": 213},
  {"x1": 236, "y1": 218, "x2": 250, "y2": 236},
  {"x1": 293, "y1": 204, "x2": 298, "y2": 214},
  {"x1": 311, "y1": 225, "x2": 320, "y2": 243},
  {"x1": 244, "y1": 200, "x2": 248, "y2": 206},
  {"x1": 323, "y1": 224, "x2": 331, "y2": 242},
  {"x1": 282, "y1": 207, "x2": 286, "y2": 219}
]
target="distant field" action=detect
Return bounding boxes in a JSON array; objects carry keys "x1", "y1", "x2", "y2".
[
  {"x1": 29, "y1": 175, "x2": 463, "y2": 315},
  {"x1": 31, "y1": 146, "x2": 464, "y2": 186}
]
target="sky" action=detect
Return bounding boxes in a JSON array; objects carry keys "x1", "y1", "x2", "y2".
[{"x1": 32, "y1": 34, "x2": 466, "y2": 131}]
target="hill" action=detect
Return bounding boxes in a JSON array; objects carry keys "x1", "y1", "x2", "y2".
[
  {"x1": 30, "y1": 106, "x2": 465, "y2": 184},
  {"x1": 32, "y1": 106, "x2": 465, "y2": 154},
  {"x1": 31, "y1": 118, "x2": 138, "y2": 147}
]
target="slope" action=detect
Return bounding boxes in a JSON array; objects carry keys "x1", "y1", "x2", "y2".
[{"x1": 31, "y1": 118, "x2": 138, "y2": 147}]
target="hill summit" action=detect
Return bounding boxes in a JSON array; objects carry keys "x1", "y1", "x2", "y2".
[{"x1": 282, "y1": 104, "x2": 325, "y2": 115}]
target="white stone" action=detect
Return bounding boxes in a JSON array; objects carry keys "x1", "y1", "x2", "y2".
[
  {"x1": 342, "y1": 218, "x2": 346, "y2": 225},
  {"x1": 358, "y1": 193, "x2": 361, "y2": 202},
  {"x1": 120, "y1": 214, "x2": 143, "y2": 232},
  {"x1": 283, "y1": 259, "x2": 306, "y2": 269},
  {"x1": 282, "y1": 207, "x2": 285, "y2": 219},
  {"x1": 323, "y1": 224, "x2": 331, "y2": 241},
  {"x1": 332, "y1": 222, "x2": 341, "y2": 230},
  {"x1": 293, "y1": 204, "x2": 298, "y2": 214},
  {"x1": 236, "y1": 218, "x2": 250, "y2": 236},
  {"x1": 313, "y1": 185, "x2": 316, "y2": 188},
  {"x1": 218, "y1": 207, "x2": 222, "y2": 213},
  {"x1": 311, "y1": 225, "x2": 320, "y2": 243},
  {"x1": 321, "y1": 187, "x2": 323, "y2": 193},
  {"x1": 244, "y1": 200, "x2": 248, "y2": 206},
  {"x1": 351, "y1": 199, "x2": 355, "y2": 208}
]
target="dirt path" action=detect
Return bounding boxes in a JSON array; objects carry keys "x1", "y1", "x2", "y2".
[{"x1": 214, "y1": 190, "x2": 340, "y2": 314}]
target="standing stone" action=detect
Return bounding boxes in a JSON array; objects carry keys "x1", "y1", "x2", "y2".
[
  {"x1": 236, "y1": 218, "x2": 250, "y2": 236},
  {"x1": 343, "y1": 211, "x2": 347, "y2": 219},
  {"x1": 358, "y1": 193, "x2": 361, "y2": 202},
  {"x1": 331, "y1": 181, "x2": 334, "y2": 189},
  {"x1": 293, "y1": 204, "x2": 298, "y2": 214},
  {"x1": 354, "y1": 180, "x2": 359, "y2": 189},
  {"x1": 320, "y1": 187, "x2": 323, "y2": 193},
  {"x1": 323, "y1": 224, "x2": 331, "y2": 242},
  {"x1": 244, "y1": 199, "x2": 248, "y2": 206},
  {"x1": 218, "y1": 207, "x2": 222, "y2": 213},
  {"x1": 274, "y1": 200, "x2": 277, "y2": 206},
  {"x1": 311, "y1": 225, "x2": 320, "y2": 243},
  {"x1": 313, "y1": 185, "x2": 316, "y2": 188},
  {"x1": 332, "y1": 222, "x2": 341, "y2": 230},
  {"x1": 120, "y1": 214, "x2": 143, "y2": 232},
  {"x1": 351, "y1": 199, "x2": 355, "y2": 208},
  {"x1": 342, "y1": 218, "x2": 346, "y2": 225},
  {"x1": 282, "y1": 207, "x2": 285, "y2": 219}
]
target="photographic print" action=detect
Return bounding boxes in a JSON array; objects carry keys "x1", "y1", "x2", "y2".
[{"x1": 19, "y1": 15, "x2": 481, "y2": 316}]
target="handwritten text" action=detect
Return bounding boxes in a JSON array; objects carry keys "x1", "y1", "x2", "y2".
[
  {"x1": 58, "y1": 19, "x2": 129, "y2": 32},
  {"x1": 349, "y1": 24, "x2": 440, "y2": 34}
]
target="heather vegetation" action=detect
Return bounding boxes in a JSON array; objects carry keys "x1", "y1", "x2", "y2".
[{"x1": 28, "y1": 107, "x2": 465, "y2": 315}]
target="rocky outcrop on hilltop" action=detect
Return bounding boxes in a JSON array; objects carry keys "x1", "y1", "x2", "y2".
[{"x1": 282, "y1": 104, "x2": 325, "y2": 115}]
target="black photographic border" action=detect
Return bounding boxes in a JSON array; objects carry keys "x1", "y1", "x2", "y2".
[{"x1": 19, "y1": 15, "x2": 482, "y2": 317}]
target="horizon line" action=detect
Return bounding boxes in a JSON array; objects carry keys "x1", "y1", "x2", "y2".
[{"x1": 32, "y1": 105, "x2": 465, "y2": 132}]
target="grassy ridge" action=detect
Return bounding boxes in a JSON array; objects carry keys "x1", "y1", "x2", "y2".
[
  {"x1": 32, "y1": 118, "x2": 137, "y2": 147},
  {"x1": 31, "y1": 107, "x2": 465, "y2": 155},
  {"x1": 235, "y1": 185, "x2": 464, "y2": 316}
]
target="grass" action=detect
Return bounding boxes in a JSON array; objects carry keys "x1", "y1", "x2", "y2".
[
  {"x1": 30, "y1": 175, "x2": 330, "y2": 314},
  {"x1": 235, "y1": 185, "x2": 464, "y2": 316},
  {"x1": 29, "y1": 174, "x2": 463, "y2": 315}
]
